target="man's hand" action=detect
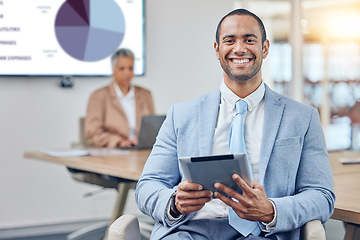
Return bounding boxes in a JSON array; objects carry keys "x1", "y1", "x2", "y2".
[
  {"x1": 172, "y1": 181, "x2": 213, "y2": 216},
  {"x1": 214, "y1": 174, "x2": 274, "y2": 223}
]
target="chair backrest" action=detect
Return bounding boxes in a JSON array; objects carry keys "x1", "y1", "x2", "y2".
[
  {"x1": 79, "y1": 117, "x2": 93, "y2": 147},
  {"x1": 300, "y1": 220, "x2": 326, "y2": 240},
  {"x1": 108, "y1": 214, "x2": 141, "y2": 240},
  {"x1": 71, "y1": 117, "x2": 93, "y2": 148}
]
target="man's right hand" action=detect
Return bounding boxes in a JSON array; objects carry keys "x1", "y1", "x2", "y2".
[{"x1": 172, "y1": 181, "x2": 213, "y2": 216}]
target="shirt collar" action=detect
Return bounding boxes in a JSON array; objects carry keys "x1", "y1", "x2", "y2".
[
  {"x1": 220, "y1": 80, "x2": 265, "y2": 112},
  {"x1": 113, "y1": 82, "x2": 135, "y2": 99}
]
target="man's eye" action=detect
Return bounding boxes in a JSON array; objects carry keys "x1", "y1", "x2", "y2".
[
  {"x1": 225, "y1": 39, "x2": 234, "y2": 43},
  {"x1": 246, "y1": 39, "x2": 255, "y2": 43}
]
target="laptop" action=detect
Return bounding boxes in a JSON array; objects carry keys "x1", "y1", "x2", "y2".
[{"x1": 126, "y1": 115, "x2": 166, "y2": 150}]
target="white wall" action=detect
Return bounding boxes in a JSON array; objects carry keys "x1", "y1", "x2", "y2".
[{"x1": 0, "y1": 0, "x2": 237, "y2": 229}]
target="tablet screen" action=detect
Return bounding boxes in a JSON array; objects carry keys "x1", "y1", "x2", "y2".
[{"x1": 179, "y1": 153, "x2": 252, "y2": 197}]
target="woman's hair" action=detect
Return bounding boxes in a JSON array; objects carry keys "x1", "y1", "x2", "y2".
[{"x1": 111, "y1": 48, "x2": 135, "y2": 70}]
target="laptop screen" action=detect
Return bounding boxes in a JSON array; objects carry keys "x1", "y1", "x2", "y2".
[{"x1": 133, "y1": 115, "x2": 166, "y2": 149}]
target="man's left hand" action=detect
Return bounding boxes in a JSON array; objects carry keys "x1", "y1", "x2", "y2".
[{"x1": 214, "y1": 174, "x2": 274, "y2": 223}]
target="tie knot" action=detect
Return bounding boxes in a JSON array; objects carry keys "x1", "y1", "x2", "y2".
[{"x1": 235, "y1": 100, "x2": 248, "y2": 115}]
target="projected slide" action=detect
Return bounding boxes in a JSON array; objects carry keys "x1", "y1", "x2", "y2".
[
  {"x1": 0, "y1": 0, "x2": 144, "y2": 76},
  {"x1": 55, "y1": 0, "x2": 125, "y2": 62}
]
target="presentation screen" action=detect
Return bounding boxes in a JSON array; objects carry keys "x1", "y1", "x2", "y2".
[{"x1": 0, "y1": 0, "x2": 145, "y2": 76}]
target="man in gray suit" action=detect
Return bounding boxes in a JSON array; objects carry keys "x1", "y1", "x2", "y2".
[{"x1": 136, "y1": 9, "x2": 335, "y2": 240}]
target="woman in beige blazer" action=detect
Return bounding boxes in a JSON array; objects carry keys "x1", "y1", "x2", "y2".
[{"x1": 85, "y1": 49, "x2": 155, "y2": 148}]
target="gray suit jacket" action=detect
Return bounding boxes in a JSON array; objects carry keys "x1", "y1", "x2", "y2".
[{"x1": 135, "y1": 84, "x2": 335, "y2": 240}]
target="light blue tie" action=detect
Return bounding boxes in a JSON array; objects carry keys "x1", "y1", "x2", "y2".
[{"x1": 228, "y1": 100, "x2": 261, "y2": 237}]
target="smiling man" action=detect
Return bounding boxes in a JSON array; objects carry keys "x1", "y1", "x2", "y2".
[
  {"x1": 136, "y1": 9, "x2": 335, "y2": 240},
  {"x1": 215, "y1": 13, "x2": 268, "y2": 88}
]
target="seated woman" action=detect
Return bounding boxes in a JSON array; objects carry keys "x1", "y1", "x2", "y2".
[{"x1": 85, "y1": 48, "x2": 155, "y2": 148}]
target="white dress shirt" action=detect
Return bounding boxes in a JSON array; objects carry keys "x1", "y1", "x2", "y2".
[
  {"x1": 192, "y1": 80, "x2": 265, "y2": 220},
  {"x1": 113, "y1": 83, "x2": 136, "y2": 140}
]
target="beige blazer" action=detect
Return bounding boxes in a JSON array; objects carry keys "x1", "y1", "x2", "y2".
[{"x1": 85, "y1": 84, "x2": 155, "y2": 148}]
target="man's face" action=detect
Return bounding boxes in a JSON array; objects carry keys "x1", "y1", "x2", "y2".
[
  {"x1": 113, "y1": 56, "x2": 134, "y2": 87},
  {"x1": 214, "y1": 14, "x2": 269, "y2": 83}
]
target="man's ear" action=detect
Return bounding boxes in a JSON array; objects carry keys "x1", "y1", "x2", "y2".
[
  {"x1": 262, "y1": 39, "x2": 270, "y2": 59},
  {"x1": 214, "y1": 42, "x2": 220, "y2": 60}
]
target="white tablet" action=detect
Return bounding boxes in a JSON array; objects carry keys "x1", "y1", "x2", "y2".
[{"x1": 179, "y1": 153, "x2": 252, "y2": 196}]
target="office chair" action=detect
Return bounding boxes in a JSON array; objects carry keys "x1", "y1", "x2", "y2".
[
  {"x1": 301, "y1": 220, "x2": 327, "y2": 240},
  {"x1": 71, "y1": 117, "x2": 93, "y2": 149},
  {"x1": 69, "y1": 117, "x2": 131, "y2": 188},
  {"x1": 108, "y1": 214, "x2": 141, "y2": 240},
  {"x1": 107, "y1": 214, "x2": 326, "y2": 240},
  {"x1": 67, "y1": 117, "x2": 137, "y2": 240},
  {"x1": 67, "y1": 221, "x2": 108, "y2": 240}
]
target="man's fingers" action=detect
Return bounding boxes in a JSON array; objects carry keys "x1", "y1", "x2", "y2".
[
  {"x1": 252, "y1": 181, "x2": 265, "y2": 191},
  {"x1": 177, "y1": 188, "x2": 213, "y2": 200},
  {"x1": 177, "y1": 197, "x2": 211, "y2": 210},
  {"x1": 175, "y1": 191, "x2": 212, "y2": 215},
  {"x1": 177, "y1": 181, "x2": 213, "y2": 199},
  {"x1": 213, "y1": 182, "x2": 241, "y2": 200},
  {"x1": 178, "y1": 181, "x2": 203, "y2": 191},
  {"x1": 214, "y1": 178, "x2": 274, "y2": 222},
  {"x1": 176, "y1": 202, "x2": 206, "y2": 215},
  {"x1": 213, "y1": 191, "x2": 248, "y2": 216},
  {"x1": 213, "y1": 191, "x2": 232, "y2": 205},
  {"x1": 232, "y1": 174, "x2": 254, "y2": 197}
]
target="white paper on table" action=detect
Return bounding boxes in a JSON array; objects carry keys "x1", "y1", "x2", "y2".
[{"x1": 41, "y1": 148, "x2": 130, "y2": 157}]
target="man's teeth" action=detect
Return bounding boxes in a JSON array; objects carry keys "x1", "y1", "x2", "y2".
[{"x1": 233, "y1": 59, "x2": 249, "y2": 64}]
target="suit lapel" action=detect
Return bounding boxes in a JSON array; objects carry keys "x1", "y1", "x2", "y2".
[
  {"x1": 198, "y1": 90, "x2": 221, "y2": 156},
  {"x1": 258, "y1": 85, "x2": 285, "y2": 184}
]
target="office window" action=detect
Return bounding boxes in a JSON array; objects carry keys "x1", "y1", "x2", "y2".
[
  {"x1": 269, "y1": 43, "x2": 292, "y2": 96},
  {"x1": 270, "y1": 42, "x2": 360, "y2": 150}
]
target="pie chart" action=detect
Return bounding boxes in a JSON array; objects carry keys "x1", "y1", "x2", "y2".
[{"x1": 54, "y1": 0, "x2": 125, "y2": 62}]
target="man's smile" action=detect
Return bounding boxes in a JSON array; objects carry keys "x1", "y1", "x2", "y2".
[
  {"x1": 231, "y1": 58, "x2": 250, "y2": 65},
  {"x1": 228, "y1": 56, "x2": 253, "y2": 66}
]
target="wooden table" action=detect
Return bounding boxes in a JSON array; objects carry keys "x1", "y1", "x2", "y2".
[
  {"x1": 329, "y1": 151, "x2": 360, "y2": 176},
  {"x1": 24, "y1": 150, "x2": 150, "y2": 181},
  {"x1": 329, "y1": 151, "x2": 360, "y2": 240},
  {"x1": 24, "y1": 149, "x2": 151, "y2": 239}
]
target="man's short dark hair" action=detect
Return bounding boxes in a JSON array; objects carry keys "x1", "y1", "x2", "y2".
[{"x1": 215, "y1": 9, "x2": 267, "y2": 46}]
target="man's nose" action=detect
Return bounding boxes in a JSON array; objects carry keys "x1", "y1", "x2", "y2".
[{"x1": 233, "y1": 41, "x2": 247, "y2": 54}]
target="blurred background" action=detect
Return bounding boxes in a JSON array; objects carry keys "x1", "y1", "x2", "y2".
[{"x1": 252, "y1": 0, "x2": 360, "y2": 152}]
